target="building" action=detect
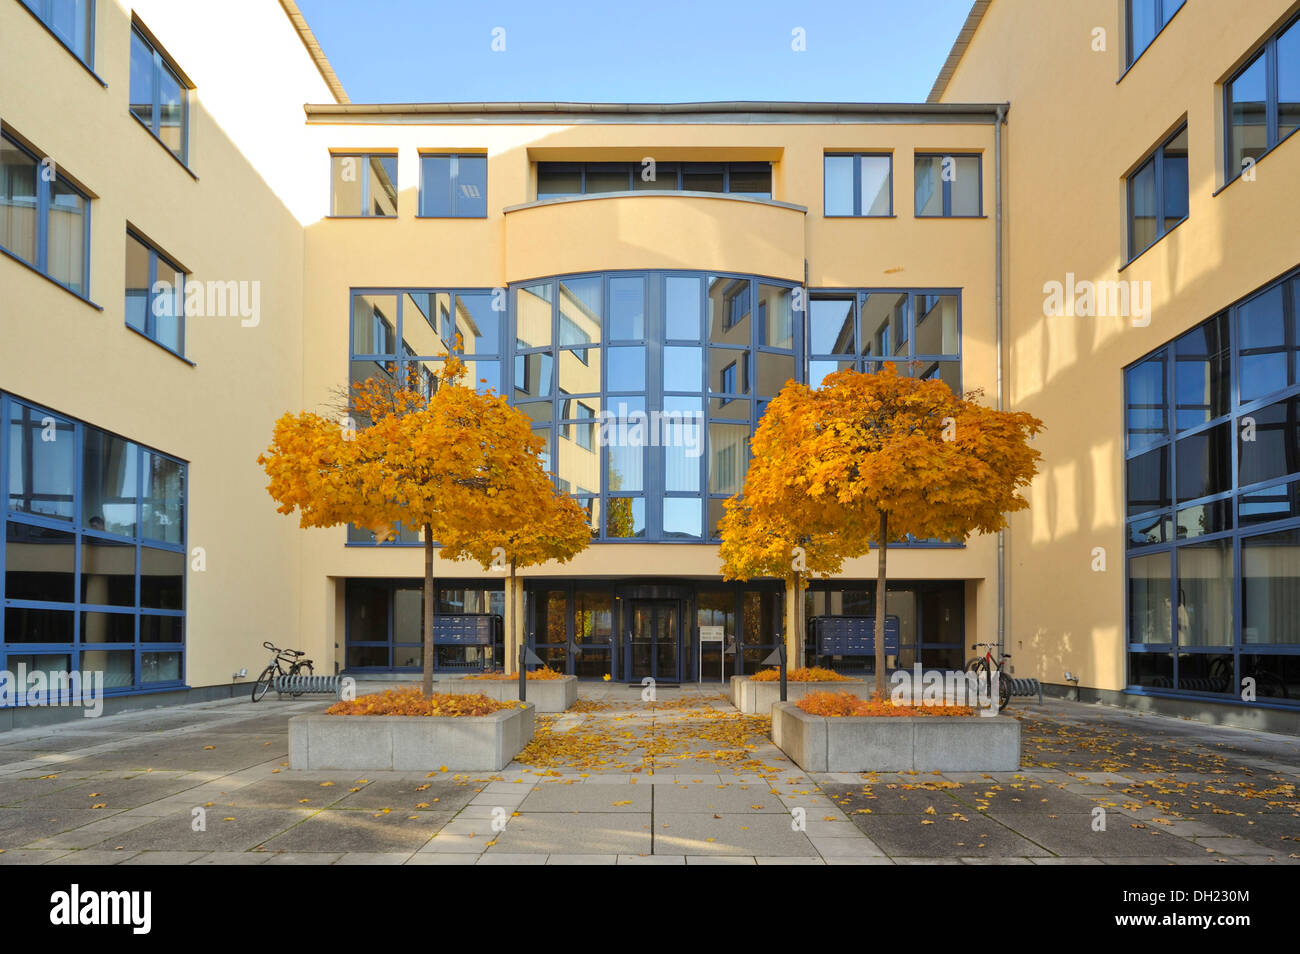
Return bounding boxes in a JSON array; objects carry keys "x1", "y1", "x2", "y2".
[{"x1": 0, "y1": 0, "x2": 1296, "y2": 729}]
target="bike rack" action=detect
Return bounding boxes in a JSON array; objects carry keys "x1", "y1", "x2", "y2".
[
  {"x1": 270, "y1": 674, "x2": 343, "y2": 699},
  {"x1": 1004, "y1": 676, "x2": 1043, "y2": 704}
]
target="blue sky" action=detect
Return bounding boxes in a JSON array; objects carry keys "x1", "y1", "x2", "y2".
[{"x1": 296, "y1": 0, "x2": 973, "y2": 104}]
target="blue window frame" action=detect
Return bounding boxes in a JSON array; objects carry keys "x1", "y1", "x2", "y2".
[
  {"x1": 125, "y1": 230, "x2": 186, "y2": 357},
  {"x1": 0, "y1": 130, "x2": 91, "y2": 297},
  {"x1": 330, "y1": 153, "x2": 397, "y2": 217},
  {"x1": 1, "y1": 394, "x2": 187, "y2": 700},
  {"x1": 1124, "y1": 266, "x2": 1300, "y2": 708},
  {"x1": 419, "y1": 153, "x2": 487, "y2": 218},
  {"x1": 1126, "y1": 0, "x2": 1185, "y2": 68},
  {"x1": 824, "y1": 153, "x2": 892, "y2": 216},
  {"x1": 20, "y1": 0, "x2": 95, "y2": 67},
  {"x1": 536, "y1": 162, "x2": 771, "y2": 200},
  {"x1": 1224, "y1": 13, "x2": 1300, "y2": 184},
  {"x1": 1127, "y1": 123, "x2": 1188, "y2": 262},
  {"x1": 129, "y1": 23, "x2": 189, "y2": 164},
  {"x1": 914, "y1": 153, "x2": 982, "y2": 217},
  {"x1": 347, "y1": 288, "x2": 504, "y2": 545}
]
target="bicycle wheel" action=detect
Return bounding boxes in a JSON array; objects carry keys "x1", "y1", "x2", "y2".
[
  {"x1": 251, "y1": 666, "x2": 277, "y2": 703},
  {"x1": 288, "y1": 661, "x2": 314, "y2": 697},
  {"x1": 996, "y1": 669, "x2": 1011, "y2": 711}
]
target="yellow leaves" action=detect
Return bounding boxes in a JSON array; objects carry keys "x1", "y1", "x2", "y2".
[
  {"x1": 327, "y1": 689, "x2": 516, "y2": 717},
  {"x1": 415, "y1": 802, "x2": 430, "y2": 809},
  {"x1": 320, "y1": 782, "x2": 334, "y2": 787},
  {"x1": 91, "y1": 803, "x2": 107, "y2": 809},
  {"x1": 203, "y1": 745, "x2": 215, "y2": 750},
  {"x1": 612, "y1": 800, "x2": 633, "y2": 807}
]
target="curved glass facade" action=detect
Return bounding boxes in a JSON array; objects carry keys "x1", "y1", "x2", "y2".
[{"x1": 347, "y1": 271, "x2": 963, "y2": 544}]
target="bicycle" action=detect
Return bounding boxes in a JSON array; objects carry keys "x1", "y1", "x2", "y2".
[
  {"x1": 251, "y1": 641, "x2": 314, "y2": 702},
  {"x1": 965, "y1": 642, "x2": 1012, "y2": 711}
]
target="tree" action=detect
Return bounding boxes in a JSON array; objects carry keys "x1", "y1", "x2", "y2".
[
  {"x1": 723, "y1": 364, "x2": 1043, "y2": 697},
  {"x1": 258, "y1": 356, "x2": 576, "y2": 696},
  {"x1": 718, "y1": 380, "x2": 849, "y2": 665},
  {"x1": 436, "y1": 450, "x2": 591, "y2": 674}
]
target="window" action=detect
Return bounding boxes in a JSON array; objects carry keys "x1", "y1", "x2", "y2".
[
  {"x1": 824, "y1": 153, "x2": 892, "y2": 216},
  {"x1": 419, "y1": 154, "x2": 487, "y2": 218},
  {"x1": 1, "y1": 394, "x2": 186, "y2": 695},
  {"x1": 914, "y1": 154, "x2": 982, "y2": 216},
  {"x1": 1125, "y1": 267, "x2": 1300, "y2": 705},
  {"x1": 0, "y1": 132, "x2": 89, "y2": 296},
  {"x1": 20, "y1": 0, "x2": 94, "y2": 66},
  {"x1": 125, "y1": 231, "x2": 186, "y2": 356},
  {"x1": 331, "y1": 154, "x2": 397, "y2": 216},
  {"x1": 1127, "y1": 124, "x2": 1188, "y2": 260},
  {"x1": 536, "y1": 162, "x2": 771, "y2": 200},
  {"x1": 129, "y1": 25, "x2": 188, "y2": 163},
  {"x1": 810, "y1": 289, "x2": 960, "y2": 396},
  {"x1": 1126, "y1": 0, "x2": 1185, "y2": 67},
  {"x1": 1225, "y1": 14, "x2": 1300, "y2": 182}
]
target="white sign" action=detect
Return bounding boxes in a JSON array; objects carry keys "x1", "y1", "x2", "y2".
[{"x1": 700, "y1": 625, "x2": 725, "y2": 643}]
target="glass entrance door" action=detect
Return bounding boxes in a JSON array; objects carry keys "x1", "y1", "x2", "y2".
[{"x1": 627, "y1": 600, "x2": 681, "y2": 682}]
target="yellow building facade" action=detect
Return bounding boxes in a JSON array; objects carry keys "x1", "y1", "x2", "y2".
[{"x1": 2, "y1": 0, "x2": 1295, "y2": 728}]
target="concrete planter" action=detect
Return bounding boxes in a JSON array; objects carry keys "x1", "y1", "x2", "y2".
[
  {"x1": 771, "y1": 702, "x2": 1020, "y2": 772},
  {"x1": 447, "y1": 675, "x2": 578, "y2": 713},
  {"x1": 730, "y1": 676, "x2": 871, "y2": 715},
  {"x1": 289, "y1": 704, "x2": 535, "y2": 771}
]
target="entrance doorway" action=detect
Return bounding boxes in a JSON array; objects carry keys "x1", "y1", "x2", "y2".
[{"x1": 626, "y1": 600, "x2": 681, "y2": 683}]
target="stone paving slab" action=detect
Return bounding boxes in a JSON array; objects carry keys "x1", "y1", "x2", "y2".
[{"x1": 0, "y1": 691, "x2": 1293, "y2": 864}]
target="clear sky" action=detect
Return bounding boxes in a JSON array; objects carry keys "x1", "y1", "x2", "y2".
[{"x1": 295, "y1": 0, "x2": 974, "y2": 104}]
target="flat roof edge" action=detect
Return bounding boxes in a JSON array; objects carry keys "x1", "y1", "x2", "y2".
[{"x1": 302, "y1": 101, "x2": 1009, "y2": 122}]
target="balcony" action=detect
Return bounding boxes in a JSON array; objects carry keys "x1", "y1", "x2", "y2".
[{"x1": 503, "y1": 191, "x2": 806, "y2": 283}]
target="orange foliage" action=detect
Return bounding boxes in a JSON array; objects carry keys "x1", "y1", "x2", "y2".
[
  {"x1": 796, "y1": 690, "x2": 975, "y2": 718},
  {"x1": 326, "y1": 688, "x2": 518, "y2": 717},
  {"x1": 466, "y1": 667, "x2": 567, "y2": 681},
  {"x1": 750, "y1": 666, "x2": 851, "y2": 683}
]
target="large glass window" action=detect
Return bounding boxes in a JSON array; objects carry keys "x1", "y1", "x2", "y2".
[
  {"x1": 824, "y1": 154, "x2": 891, "y2": 216},
  {"x1": 0, "y1": 132, "x2": 89, "y2": 295},
  {"x1": 536, "y1": 162, "x2": 771, "y2": 200},
  {"x1": 1127, "y1": 124, "x2": 1188, "y2": 261},
  {"x1": 331, "y1": 154, "x2": 397, "y2": 216},
  {"x1": 1125, "y1": 267, "x2": 1300, "y2": 706},
  {"x1": 0, "y1": 395, "x2": 186, "y2": 698},
  {"x1": 1126, "y1": 0, "x2": 1184, "y2": 67},
  {"x1": 914, "y1": 154, "x2": 982, "y2": 217},
  {"x1": 419, "y1": 153, "x2": 487, "y2": 218},
  {"x1": 129, "y1": 24, "x2": 188, "y2": 164},
  {"x1": 124, "y1": 231, "x2": 186, "y2": 356},
  {"x1": 1226, "y1": 14, "x2": 1300, "y2": 182},
  {"x1": 21, "y1": 0, "x2": 95, "y2": 66}
]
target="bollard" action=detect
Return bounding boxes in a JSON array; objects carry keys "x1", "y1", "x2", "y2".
[
  {"x1": 778, "y1": 640, "x2": 788, "y2": 703},
  {"x1": 518, "y1": 645, "x2": 527, "y2": 703}
]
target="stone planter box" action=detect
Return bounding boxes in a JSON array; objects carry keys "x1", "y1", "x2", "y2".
[
  {"x1": 771, "y1": 702, "x2": 1020, "y2": 772},
  {"x1": 447, "y1": 675, "x2": 578, "y2": 713},
  {"x1": 730, "y1": 676, "x2": 871, "y2": 715},
  {"x1": 289, "y1": 704, "x2": 535, "y2": 772}
]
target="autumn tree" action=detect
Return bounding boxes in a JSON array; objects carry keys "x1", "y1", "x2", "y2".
[
  {"x1": 724, "y1": 364, "x2": 1043, "y2": 696},
  {"x1": 436, "y1": 445, "x2": 591, "y2": 674},
  {"x1": 719, "y1": 382, "x2": 849, "y2": 666},
  {"x1": 258, "y1": 357, "x2": 580, "y2": 695}
]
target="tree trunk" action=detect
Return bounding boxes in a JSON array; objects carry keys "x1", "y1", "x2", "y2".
[
  {"x1": 874, "y1": 511, "x2": 889, "y2": 699},
  {"x1": 510, "y1": 558, "x2": 518, "y2": 671},
  {"x1": 423, "y1": 522, "x2": 435, "y2": 698},
  {"x1": 792, "y1": 570, "x2": 802, "y2": 670}
]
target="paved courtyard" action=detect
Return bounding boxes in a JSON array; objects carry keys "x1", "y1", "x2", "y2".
[{"x1": 0, "y1": 685, "x2": 1296, "y2": 865}]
